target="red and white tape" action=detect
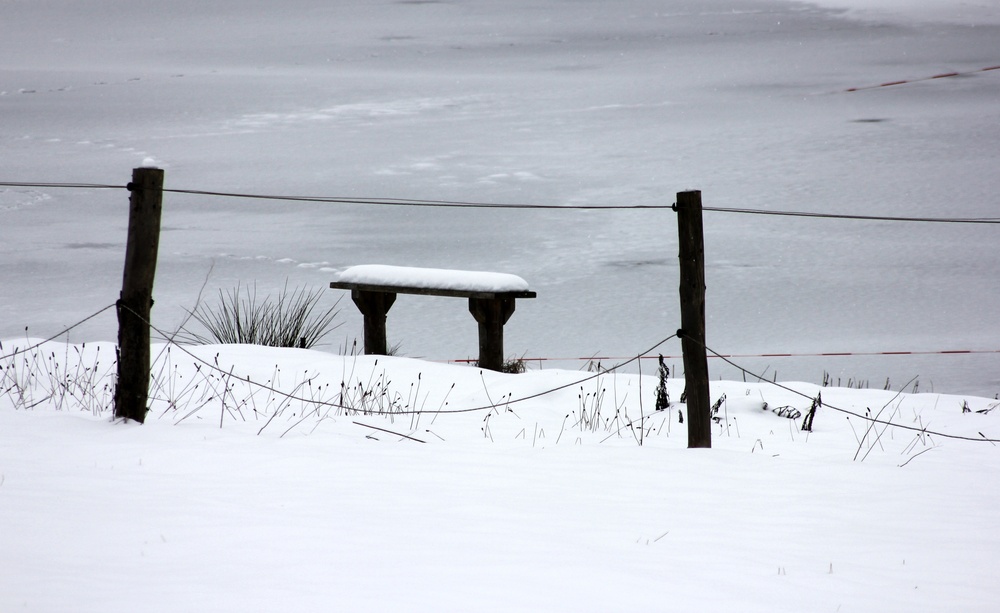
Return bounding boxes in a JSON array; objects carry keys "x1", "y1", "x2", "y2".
[
  {"x1": 845, "y1": 65, "x2": 1000, "y2": 92},
  {"x1": 447, "y1": 348, "x2": 1000, "y2": 364}
]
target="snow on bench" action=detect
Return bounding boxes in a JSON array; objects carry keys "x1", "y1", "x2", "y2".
[
  {"x1": 333, "y1": 264, "x2": 533, "y2": 298},
  {"x1": 330, "y1": 265, "x2": 536, "y2": 372}
]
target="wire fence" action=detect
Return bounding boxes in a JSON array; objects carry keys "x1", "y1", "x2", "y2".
[
  {"x1": 695, "y1": 340, "x2": 1000, "y2": 444},
  {"x1": 2, "y1": 176, "x2": 999, "y2": 444},
  {"x1": 3, "y1": 180, "x2": 1000, "y2": 223},
  {"x1": 132, "y1": 304, "x2": 679, "y2": 416},
  {"x1": 1, "y1": 303, "x2": 676, "y2": 417},
  {"x1": 0, "y1": 304, "x2": 117, "y2": 361},
  {"x1": 3, "y1": 302, "x2": 997, "y2": 444}
]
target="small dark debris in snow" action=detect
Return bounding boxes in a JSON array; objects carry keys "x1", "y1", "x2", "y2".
[
  {"x1": 606, "y1": 258, "x2": 670, "y2": 269},
  {"x1": 66, "y1": 242, "x2": 118, "y2": 250},
  {"x1": 851, "y1": 118, "x2": 890, "y2": 123},
  {"x1": 772, "y1": 406, "x2": 801, "y2": 420}
]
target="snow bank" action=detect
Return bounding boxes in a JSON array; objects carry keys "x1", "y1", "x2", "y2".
[
  {"x1": 2, "y1": 340, "x2": 1000, "y2": 612},
  {"x1": 335, "y1": 264, "x2": 531, "y2": 293}
]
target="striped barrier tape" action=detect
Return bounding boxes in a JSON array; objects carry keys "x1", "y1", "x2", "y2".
[
  {"x1": 845, "y1": 65, "x2": 1000, "y2": 92},
  {"x1": 447, "y1": 348, "x2": 1000, "y2": 364}
]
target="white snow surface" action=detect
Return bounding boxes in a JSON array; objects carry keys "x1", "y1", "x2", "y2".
[
  {"x1": 1, "y1": 339, "x2": 999, "y2": 612},
  {"x1": 336, "y1": 264, "x2": 531, "y2": 293}
]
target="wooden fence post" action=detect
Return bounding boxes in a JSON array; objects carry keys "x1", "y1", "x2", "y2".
[
  {"x1": 676, "y1": 190, "x2": 711, "y2": 448},
  {"x1": 114, "y1": 166, "x2": 163, "y2": 423}
]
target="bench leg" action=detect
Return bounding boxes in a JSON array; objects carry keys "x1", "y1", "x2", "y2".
[
  {"x1": 351, "y1": 290, "x2": 396, "y2": 355},
  {"x1": 469, "y1": 297, "x2": 516, "y2": 372}
]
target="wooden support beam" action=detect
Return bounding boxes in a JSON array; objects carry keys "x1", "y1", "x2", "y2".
[
  {"x1": 351, "y1": 289, "x2": 396, "y2": 355},
  {"x1": 469, "y1": 297, "x2": 516, "y2": 372}
]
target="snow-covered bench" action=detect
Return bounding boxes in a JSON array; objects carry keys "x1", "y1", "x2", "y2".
[{"x1": 330, "y1": 265, "x2": 536, "y2": 372}]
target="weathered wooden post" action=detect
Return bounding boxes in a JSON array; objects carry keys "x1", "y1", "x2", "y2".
[
  {"x1": 114, "y1": 166, "x2": 163, "y2": 423},
  {"x1": 469, "y1": 297, "x2": 516, "y2": 372},
  {"x1": 350, "y1": 290, "x2": 396, "y2": 355},
  {"x1": 676, "y1": 190, "x2": 711, "y2": 448}
]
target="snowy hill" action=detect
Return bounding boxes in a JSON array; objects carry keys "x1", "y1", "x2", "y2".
[{"x1": 2, "y1": 339, "x2": 998, "y2": 611}]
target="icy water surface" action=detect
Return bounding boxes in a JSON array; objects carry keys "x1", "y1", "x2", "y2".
[{"x1": 2, "y1": 0, "x2": 998, "y2": 395}]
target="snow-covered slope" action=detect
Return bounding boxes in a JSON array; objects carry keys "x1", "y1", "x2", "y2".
[{"x1": 1, "y1": 339, "x2": 998, "y2": 611}]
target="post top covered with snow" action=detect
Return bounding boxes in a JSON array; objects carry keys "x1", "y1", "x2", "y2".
[{"x1": 331, "y1": 265, "x2": 535, "y2": 298}]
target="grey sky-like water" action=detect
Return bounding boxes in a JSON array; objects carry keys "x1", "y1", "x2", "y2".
[{"x1": 2, "y1": 0, "x2": 998, "y2": 395}]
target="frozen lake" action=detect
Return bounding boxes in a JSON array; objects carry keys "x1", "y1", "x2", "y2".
[{"x1": 3, "y1": 0, "x2": 999, "y2": 395}]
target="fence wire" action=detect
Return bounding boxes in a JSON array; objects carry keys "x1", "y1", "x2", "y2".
[
  {"x1": 3, "y1": 180, "x2": 1000, "y2": 224},
  {"x1": 697, "y1": 339, "x2": 1000, "y2": 444},
  {"x1": 118, "y1": 302, "x2": 679, "y2": 416},
  {"x1": 0, "y1": 304, "x2": 117, "y2": 361},
  {"x1": 3, "y1": 177, "x2": 999, "y2": 441},
  {"x1": 4, "y1": 300, "x2": 996, "y2": 444}
]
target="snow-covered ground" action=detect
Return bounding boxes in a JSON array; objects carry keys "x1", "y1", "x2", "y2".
[
  {"x1": 2, "y1": 339, "x2": 999, "y2": 612},
  {"x1": 3, "y1": 0, "x2": 1000, "y2": 610}
]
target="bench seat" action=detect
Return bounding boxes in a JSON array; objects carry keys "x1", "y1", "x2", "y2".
[{"x1": 331, "y1": 265, "x2": 536, "y2": 371}]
